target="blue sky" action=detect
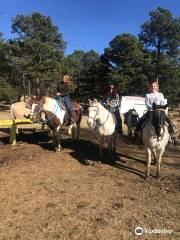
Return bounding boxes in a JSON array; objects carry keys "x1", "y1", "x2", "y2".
[{"x1": 1, "y1": 0, "x2": 180, "y2": 55}]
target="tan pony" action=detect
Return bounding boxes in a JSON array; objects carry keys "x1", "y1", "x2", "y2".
[{"x1": 10, "y1": 98, "x2": 34, "y2": 145}]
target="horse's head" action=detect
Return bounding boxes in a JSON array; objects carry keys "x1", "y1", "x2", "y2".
[
  {"x1": 131, "y1": 109, "x2": 139, "y2": 127},
  {"x1": 23, "y1": 96, "x2": 40, "y2": 119},
  {"x1": 124, "y1": 109, "x2": 139, "y2": 128},
  {"x1": 152, "y1": 103, "x2": 168, "y2": 139},
  {"x1": 29, "y1": 102, "x2": 44, "y2": 123},
  {"x1": 87, "y1": 99, "x2": 100, "y2": 129}
]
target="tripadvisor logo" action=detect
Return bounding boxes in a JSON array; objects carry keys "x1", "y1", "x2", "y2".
[{"x1": 135, "y1": 227, "x2": 144, "y2": 236}]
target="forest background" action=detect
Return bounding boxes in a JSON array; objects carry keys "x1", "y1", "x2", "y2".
[{"x1": 0, "y1": 7, "x2": 179, "y2": 107}]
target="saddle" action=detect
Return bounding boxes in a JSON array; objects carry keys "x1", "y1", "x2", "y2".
[{"x1": 58, "y1": 101, "x2": 81, "y2": 126}]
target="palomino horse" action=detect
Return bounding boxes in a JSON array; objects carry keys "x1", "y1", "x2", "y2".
[
  {"x1": 10, "y1": 101, "x2": 31, "y2": 120},
  {"x1": 142, "y1": 103, "x2": 169, "y2": 179},
  {"x1": 10, "y1": 99, "x2": 34, "y2": 145},
  {"x1": 124, "y1": 108, "x2": 139, "y2": 140},
  {"x1": 87, "y1": 99, "x2": 117, "y2": 160},
  {"x1": 30, "y1": 96, "x2": 82, "y2": 151}
]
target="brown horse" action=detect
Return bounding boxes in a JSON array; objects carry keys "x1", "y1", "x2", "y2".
[{"x1": 30, "y1": 96, "x2": 82, "y2": 151}]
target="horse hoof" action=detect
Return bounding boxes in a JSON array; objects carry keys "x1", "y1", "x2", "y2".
[
  {"x1": 56, "y1": 147, "x2": 63, "y2": 152},
  {"x1": 145, "y1": 174, "x2": 149, "y2": 180},
  {"x1": 156, "y1": 174, "x2": 160, "y2": 180},
  {"x1": 90, "y1": 161, "x2": 95, "y2": 166},
  {"x1": 10, "y1": 141, "x2": 16, "y2": 146},
  {"x1": 85, "y1": 160, "x2": 95, "y2": 166}
]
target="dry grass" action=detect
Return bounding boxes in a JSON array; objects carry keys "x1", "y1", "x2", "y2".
[{"x1": 0, "y1": 127, "x2": 179, "y2": 240}]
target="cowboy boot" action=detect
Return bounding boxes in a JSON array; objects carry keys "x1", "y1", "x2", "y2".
[{"x1": 70, "y1": 112, "x2": 76, "y2": 124}]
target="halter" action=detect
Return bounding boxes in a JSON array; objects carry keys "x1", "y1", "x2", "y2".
[
  {"x1": 88, "y1": 104, "x2": 110, "y2": 127},
  {"x1": 88, "y1": 105, "x2": 99, "y2": 126},
  {"x1": 31, "y1": 99, "x2": 61, "y2": 124}
]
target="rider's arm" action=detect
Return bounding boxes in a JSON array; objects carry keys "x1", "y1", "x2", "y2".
[
  {"x1": 145, "y1": 94, "x2": 152, "y2": 110},
  {"x1": 159, "y1": 93, "x2": 165, "y2": 106},
  {"x1": 109, "y1": 94, "x2": 120, "y2": 109}
]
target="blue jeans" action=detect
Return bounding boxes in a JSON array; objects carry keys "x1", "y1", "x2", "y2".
[
  {"x1": 114, "y1": 110, "x2": 122, "y2": 134},
  {"x1": 63, "y1": 95, "x2": 73, "y2": 118}
]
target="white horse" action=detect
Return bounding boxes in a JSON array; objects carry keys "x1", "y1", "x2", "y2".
[
  {"x1": 87, "y1": 99, "x2": 117, "y2": 160},
  {"x1": 30, "y1": 96, "x2": 82, "y2": 151},
  {"x1": 142, "y1": 103, "x2": 169, "y2": 179}
]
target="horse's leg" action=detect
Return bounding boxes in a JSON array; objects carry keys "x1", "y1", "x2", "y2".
[
  {"x1": 99, "y1": 136, "x2": 104, "y2": 161},
  {"x1": 71, "y1": 125, "x2": 75, "y2": 140},
  {"x1": 156, "y1": 149, "x2": 164, "y2": 179},
  {"x1": 52, "y1": 130, "x2": 57, "y2": 148},
  {"x1": 146, "y1": 148, "x2": 152, "y2": 178},
  {"x1": 68, "y1": 124, "x2": 74, "y2": 136},
  {"x1": 152, "y1": 149, "x2": 157, "y2": 165},
  {"x1": 128, "y1": 128, "x2": 131, "y2": 142},
  {"x1": 112, "y1": 133, "x2": 116, "y2": 154},
  {"x1": 70, "y1": 123, "x2": 78, "y2": 140},
  {"x1": 56, "y1": 127, "x2": 63, "y2": 151},
  {"x1": 76, "y1": 123, "x2": 80, "y2": 140},
  {"x1": 107, "y1": 137, "x2": 113, "y2": 160}
]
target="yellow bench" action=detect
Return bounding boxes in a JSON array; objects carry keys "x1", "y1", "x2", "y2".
[{"x1": 0, "y1": 119, "x2": 33, "y2": 145}]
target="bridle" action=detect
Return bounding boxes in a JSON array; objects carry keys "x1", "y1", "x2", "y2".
[
  {"x1": 29, "y1": 101, "x2": 42, "y2": 118},
  {"x1": 88, "y1": 105, "x2": 99, "y2": 126},
  {"x1": 30, "y1": 100, "x2": 61, "y2": 124},
  {"x1": 152, "y1": 108, "x2": 166, "y2": 141},
  {"x1": 88, "y1": 104, "x2": 110, "y2": 127}
]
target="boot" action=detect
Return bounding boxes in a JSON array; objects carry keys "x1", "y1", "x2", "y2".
[{"x1": 69, "y1": 112, "x2": 75, "y2": 124}]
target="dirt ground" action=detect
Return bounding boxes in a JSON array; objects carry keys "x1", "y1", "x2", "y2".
[{"x1": 0, "y1": 116, "x2": 179, "y2": 240}]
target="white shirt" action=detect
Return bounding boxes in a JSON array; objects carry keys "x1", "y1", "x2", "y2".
[{"x1": 145, "y1": 92, "x2": 165, "y2": 110}]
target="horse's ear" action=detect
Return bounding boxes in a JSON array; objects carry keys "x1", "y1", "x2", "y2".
[
  {"x1": 93, "y1": 98, "x2": 98, "y2": 103},
  {"x1": 88, "y1": 99, "x2": 92, "y2": 104}
]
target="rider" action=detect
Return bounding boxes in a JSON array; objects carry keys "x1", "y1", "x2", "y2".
[
  {"x1": 102, "y1": 83, "x2": 123, "y2": 135},
  {"x1": 56, "y1": 74, "x2": 75, "y2": 124},
  {"x1": 135, "y1": 81, "x2": 176, "y2": 141}
]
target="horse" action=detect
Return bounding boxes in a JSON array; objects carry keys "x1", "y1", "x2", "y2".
[
  {"x1": 9, "y1": 100, "x2": 34, "y2": 145},
  {"x1": 10, "y1": 101, "x2": 32, "y2": 120},
  {"x1": 87, "y1": 99, "x2": 117, "y2": 161},
  {"x1": 124, "y1": 108, "x2": 139, "y2": 140},
  {"x1": 30, "y1": 96, "x2": 82, "y2": 151},
  {"x1": 142, "y1": 103, "x2": 169, "y2": 179}
]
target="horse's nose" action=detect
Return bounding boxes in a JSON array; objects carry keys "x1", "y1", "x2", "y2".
[
  {"x1": 87, "y1": 119, "x2": 92, "y2": 128},
  {"x1": 87, "y1": 119, "x2": 90, "y2": 127},
  {"x1": 31, "y1": 116, "x2": 37, "y2": 123}
]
